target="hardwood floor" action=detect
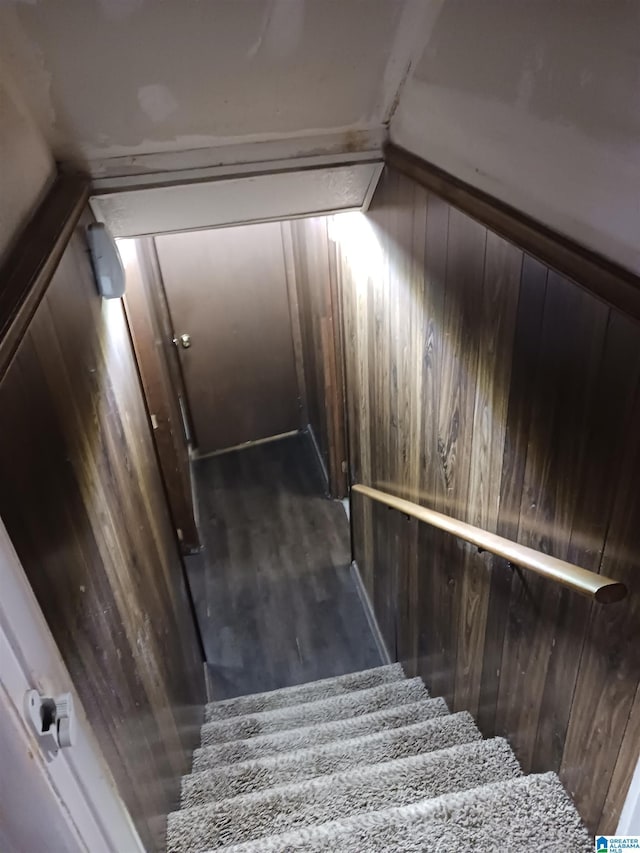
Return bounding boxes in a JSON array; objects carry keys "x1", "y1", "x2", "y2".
[{"x1": 186, "y1": 432, "x2": 382, "y2": 700}]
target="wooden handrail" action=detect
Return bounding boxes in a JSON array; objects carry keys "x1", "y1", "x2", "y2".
[{"x1": 352, "y1": 484, "x2": 627, "y2": 604}]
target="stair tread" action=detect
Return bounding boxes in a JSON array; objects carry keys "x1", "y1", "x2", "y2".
[
  {"x1": 192, "y1": 698, "x2": 449, "y2": 771},
  {"x1": 182, "y1": 712, "x2": 481, "y2": 807},
  {"x1": 167, "y1": 737, "x2": 520, "y2": 852},
  {"x1": 204, "y1": 664, "x2": 406, "y2": 721},
  {"x1": 214, "y1": 771, "x2": 591, "y2": 853},
  {"x1": 200, "y1": 678, "x2": 428, "y2": 747}
]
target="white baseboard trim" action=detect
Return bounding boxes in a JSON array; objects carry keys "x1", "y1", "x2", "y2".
[
  {"x1": 617, "y1": 754, "x2": 640, "y2": 835},
  {"x1": 203, "y1": 662, "x2": 214, "y2": 704},
  {"x1": 192, "y1": 429, "x2": 300, "y2": 461},
  {"x1": 349, "y1": 560, "x2": 392, "y2": 666},
  {"x1": 306, "y1": 424, "x2": 330, "y2": 493},
  {"x1": 341, "y1": 497, "x2": 350, "y2": 521}
]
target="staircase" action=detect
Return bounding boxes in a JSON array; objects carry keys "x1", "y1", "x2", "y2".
[{"x1": 167, "y1": 664, "x2": 592, "y2": 851}]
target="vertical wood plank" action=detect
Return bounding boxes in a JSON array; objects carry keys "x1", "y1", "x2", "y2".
[
  {"x1": 454, "y1": 232, "x2": 521, "y2": 716},
  {"x1": 338, "y1": 162, "x2": 640, "y2": 832},
  {"x1": 0, "y1": 221, "x2": 204, "y2": 852},
  {"x1": 395, "y1": 180, "x2": 427, "y2": 676},
  {"x1": 280, "y1": 220, "x2": 308, "y2": 426},
  {"x1": 477, "y1": 255, "x2": 547, "y2": 734},
  {"x1": 534, "y1": 309, "x2": 640, "y2": 778},
  {"x1": 496, "y1": 273, "x2": 609, "y2": 771},
  {"x1": 560, "y1": 371, "x2": 640, "y2": 832},
  {"x1": 327, "y1": 229, "x2": 349, "y2": 497},
  {"x1": 289, "y1": 217, "x2": 348, "y2": 497},
  {"x1": 436, "y1": 205, "x2": 486, "y2": 708},
  {"x1": 600, "y1": 685, "x2": 640, "y2": 834},
  {"x1": 414, "y1": 189, "x2": 449, "y2": 698}
]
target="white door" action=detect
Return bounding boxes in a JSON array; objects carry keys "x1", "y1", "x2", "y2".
[{"x1": 0, "y1": 516, "x2": 144, "y2": 853}]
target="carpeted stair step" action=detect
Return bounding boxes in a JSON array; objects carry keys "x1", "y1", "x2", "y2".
[
  {"x1": 167, "y1": 737, "x2": 520, "y2": 852},
  {"x1": 204, "y1": 664, "x2": 406, "y2": 722},
  {"x1": 216, "y1": 771, "x2": 591, "y2": 853},
  {"x1": 199, "y1": 677, "x2": 428, "y2": 747},
  {"x1": 182, "y1": 712, "x2": 481, "y2": 807},
  {"x1": 192, "y1": 697, "x2": 449, "y2": 771}
]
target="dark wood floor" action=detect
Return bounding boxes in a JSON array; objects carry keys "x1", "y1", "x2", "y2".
[{"x1": 186, "y1": 432, "x2": 382, "y2": 700}]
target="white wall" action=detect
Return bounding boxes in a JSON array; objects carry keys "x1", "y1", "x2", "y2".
[
  {"x1": 0, "y1": 0, "x2": 426, "y2": 173},
  {"x1": 618, "y1": 755, "x2": 640, "y2": 835},
  {"x1": 0, "y1": 58, "x2": 54, "y2": 264},
  {"x1": 391, "y1": 0, "x2": 640, "y2": 274}
]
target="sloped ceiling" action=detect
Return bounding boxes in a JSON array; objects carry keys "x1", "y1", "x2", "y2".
[
  {"x1": 391, "y1": 0, "x2": 640, "y2": 272},
  {"x1": 3, "y1": 0, "x2": 635, "y2": 266},
  {"x1": 0, "y1": 0, "x2": 432, "y2": 178}
]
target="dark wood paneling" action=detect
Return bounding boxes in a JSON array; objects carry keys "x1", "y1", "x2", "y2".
[
  {"x1": 385, "y1": 142, "x2": 640, "y2": 321},
  {"x1": 560, "y1": 369, "x2": 640, "y2": 832},
  {"x1": 280, "y1": 220, "x2": 309, "y2": 429},
  {"x1": 495, "y1": 272, "x2": 609, "y2": 772},
  {"x1": 123, "y1": 237, "x2": 201, "y2": 552},
  {"x1": 187, "y1": 433, "x2": 381, "y2": 699},
  {"x1": 155, "y1": 223, "x2": 301, "y2": 455},
  {"x1": 454, "y1": 229, "x2": 522, "y2": 718},
  {"x1": 340, "y1": 165, "x2": 640, "y2": 834},
  {"x1": 289, "y1": 217, "x2": 348, "y2": 498},
  {"x1": 478, "y1": 255, "x2": 548, "y2": 737},
  {"x1": 530, "y1": 307, "x2": 640, "y2": 775},
  {"x1": 0, "y1": 216, "x2": 205, "y2": 852},
  {"x1": 0, "y1": 175, "x2": 88, "y2": 380}
]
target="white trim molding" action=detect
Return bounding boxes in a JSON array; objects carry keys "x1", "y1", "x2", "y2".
[
  {"x1": 349, "y1": 560, "x2": 392, "y2": 666},
  {"x1": 87, "y1": 128, "x2": 386, "y2": 192},
  {"x1": 307, "y1": 424, "x2": 329, "y2": 494},
  {"x1": 0, "y1": 517, "x2": 144, "y2": 853},
  {"x1": 617, "y1": 753, "x2": 640, "y2": 835}
]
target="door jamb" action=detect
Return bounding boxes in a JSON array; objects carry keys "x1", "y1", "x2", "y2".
[{"x1": 617, "y1": 753, "x2": 640, "y2": 835}]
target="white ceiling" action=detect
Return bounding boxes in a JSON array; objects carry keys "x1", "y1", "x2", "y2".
[
  {"x1": 390, "y1": 0, "x2": 640, "y2": 272},
  {"x1": 1, "y1": 0, "x2": 432, "y2": 178},
  {"x1": 6, "y1": 0, "x2": 634, "y2": 268}
]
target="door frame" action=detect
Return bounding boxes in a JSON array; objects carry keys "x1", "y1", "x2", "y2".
[
  {"x1": 617, "y1": 754, "x2": 640, "y2": 834},
  {"x1": 0, "y1": 514, "x2": 144, "y2": 853},
  {"x1": 121, "y1": 236, "x2": 201, "y2": 553}
]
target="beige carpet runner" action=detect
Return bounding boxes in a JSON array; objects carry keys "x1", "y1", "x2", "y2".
[{"x1": 167, "y1": 664, "x2": 591, "y2": 852}]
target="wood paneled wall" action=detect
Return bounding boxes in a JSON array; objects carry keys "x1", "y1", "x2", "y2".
[
  {"x1": 289, "y1": 218, "x2": 348, "y2": 498},
  {"x1": 337, "y1": 167, "x2": 640, "y2": 834},
  {"x1": 0, "y1": 215, "x2": 205, "y2": 851}
]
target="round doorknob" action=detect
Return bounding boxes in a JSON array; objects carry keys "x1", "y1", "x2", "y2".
[{"x1": 179, "y1": 333, "x2": 192, "y2": 349}]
